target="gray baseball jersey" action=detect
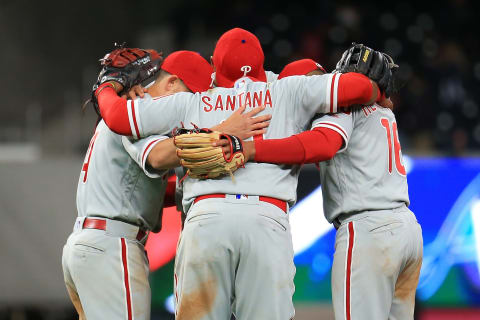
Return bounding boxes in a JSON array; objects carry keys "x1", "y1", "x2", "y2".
[
  {"x1": 312, "y1": 105, "x2": 410, "y2": 223},
  {"x1": 125, "y1": 74, "x2": 343, "y2": 212},
  {"x1": 265, "y1": 70, "x2": 279, "y2": 82},
  {"x1": 62, "y1": 120, "x2": 169, "y2": 320},
  {"x1": 312, "y1": 105, "x2": 422, "y2": 320},
  {"x1": 76, "y1": 120, "x2": 168, "y2": 232}
]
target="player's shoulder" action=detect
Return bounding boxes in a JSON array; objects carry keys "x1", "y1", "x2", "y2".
[
  {"x1": 268, "y1": 75, "x2": 304, "y2": 91},
  {"x1": 273, "y1": 73, "x2": 331, "y2": 87},
  {"x1": 150, "y1": 91, "x2": 196, "y2": 101},
  {"x1": 351, "y1": 104, "x2": 395, "y2": 123},
  {"x1": 265, "y1": 70, "x2": 279, "y2": 82},
  {"x1": 207, "y1": 86, "x2": 236, "y2": 95},
  {"x1": 95, "y1": 120, "x2": 125, "y2": 142}
]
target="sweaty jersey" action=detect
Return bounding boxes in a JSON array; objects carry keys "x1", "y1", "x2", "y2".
[
  {"x1": 123, "y1": 75, "x2": 342, "y2": 210},
  {"x1": 312, "y1": 105, "x2": 410, "y2": 222},
  {"x1": 76, "y1": 120, "x2": 168, "y2": 232}
]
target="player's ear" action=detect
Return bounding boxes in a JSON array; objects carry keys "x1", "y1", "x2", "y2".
[{"x1": 166, "y1": 75, "x2": 179, "y2": 91}]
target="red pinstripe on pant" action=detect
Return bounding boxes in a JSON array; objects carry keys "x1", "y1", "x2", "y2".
[
  {"x1": 121, "y1": 238, "x2": 133, "y2": 320},
  {"x1": 345, "y1": 221, "x2": 355, "y2": 320}
]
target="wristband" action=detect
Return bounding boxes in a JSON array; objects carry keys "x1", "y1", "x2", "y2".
[{"x1": 95, "y1": 82, "x2": 116, "y2": 98}]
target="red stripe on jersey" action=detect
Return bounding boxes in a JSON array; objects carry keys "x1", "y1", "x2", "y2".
[
  {"x1": 121, "y1": 238, "x2": 133, "y2": 320},
  {"x1": 152, "y1": 93, "x2": 174, "y2": 100},
  {"x1": 174, "y1": 273, "x2": 178, "y2": 303},
  {"x1": 82, "y1": 132, "x2": 99, "y2": 183},
  {"x1": 130, "y1": 101, "x2": 141, "y2": 138},
  {"x1": 174, "y1": 272, "x2": 179, "y2": 316},
  {"x1": 362, "y1": 107, "x2": 368, "y2": 116},
  {"x1": 330, "y1": 73, "x2": 337, "y2": 113},
  {"x1": 345, "y1": 221, "x2": 355, "y2": 320},
  {"x1": 142, "y1": 139, "x2": 160, "y2": 165},
  {"x1": 319, "y1": 122, "x2": 347, "y2": 140}
]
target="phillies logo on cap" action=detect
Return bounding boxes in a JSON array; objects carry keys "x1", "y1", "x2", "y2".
[{"x1": 241, "y1": 65, "x2": 252, "y2": 76}]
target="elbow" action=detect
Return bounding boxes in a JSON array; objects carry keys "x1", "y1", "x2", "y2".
[
  {"x1": 338, "y1": 73, "x2": 375, "y2": 106},
  {"x1": 101, "y1": 111, "x2": 131, "y2": 136},
  {"x1": 324, "y1": 146, "x2": 338, "y2": 160},
  {"x1": 356, "y1": 77, "x2": 374, "y2": 103},
  {"x1": 100, "y1": 113, "x2": 115, "y2": 132},
  {"x1": 104, "y1": 120, "x2": 123, "y2": 135}
]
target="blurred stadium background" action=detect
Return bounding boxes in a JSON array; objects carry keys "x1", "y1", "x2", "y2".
[{"x1": 1, "y1": 0, "x2": 479, "y2": 319}]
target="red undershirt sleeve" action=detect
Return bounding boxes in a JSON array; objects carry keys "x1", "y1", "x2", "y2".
[
  {"x1": 254, "y1": 127, "x2": 344, "y2": 164},
  {"x1": 96, "y1": 84, "x2": 133, "y2": 136},
  {"x1": 337, "y1": 73, "x2": 380, "y2": 107}
]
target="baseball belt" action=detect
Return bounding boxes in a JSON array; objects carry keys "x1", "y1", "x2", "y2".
[
  {"x1": 193, "y1": 193, "x2": 288, "y2": 213},
  {"x1": 75, "y1": 217, "x2": 148, "y2": 243}
]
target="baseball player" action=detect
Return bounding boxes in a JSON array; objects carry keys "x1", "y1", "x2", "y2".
[
  {"x1": 223, "y1": 57, "x2": 423, "y2": 319},
  {"x1": 95, "y1": 28, "x2": 389, "y2": 319},
  {"x1": 62, "y1": 49, "x2": 270, "y2": 320}
]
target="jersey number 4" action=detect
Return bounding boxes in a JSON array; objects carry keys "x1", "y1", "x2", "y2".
[
  {"x1": 81, "y1": 132, "x2": 99, "y2": 183},
  {"x1": 380, "y1": 118, "x2": 406, "y2": 176}
]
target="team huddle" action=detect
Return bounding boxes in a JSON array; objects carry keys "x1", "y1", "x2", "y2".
[{"x1": 62, "y1": 27, "x2": 423, "y2": 320}]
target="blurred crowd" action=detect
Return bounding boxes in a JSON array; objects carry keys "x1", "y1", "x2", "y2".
[{"x1": 1, "y1": 0, "x2": 478, "y2": 155}]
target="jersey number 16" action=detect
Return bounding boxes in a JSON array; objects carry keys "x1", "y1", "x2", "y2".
[{"x1": 380, "y1": 118, "x2": 406, "y2": 176}]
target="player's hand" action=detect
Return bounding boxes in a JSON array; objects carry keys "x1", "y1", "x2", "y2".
[
  {"x1": 212, "y1": 105, "x2": 271, "y2": 140},
  {"x1": 121, "y1": 84, "x2": 147, "y2": 100},
  {"x1": 213, "y1": 139, "x2": 255, "y2": 162}
]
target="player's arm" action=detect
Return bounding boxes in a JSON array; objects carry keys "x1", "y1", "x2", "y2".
[
  {"x1": 215, "y1": 127, "x2": 343, "y2": 164},
  {"x1": 146, "y1": 138, "x2": 179, "y2": 170},
  {"x1": 122, "y1": 135, "x2": 171, "y2": 178},
  {"x1": 215, "y1": 112, "x2": 352, "y2": 164},
  {"x1": 145, "y1": 105, "x2": 271, "y2": 170},
  {"x1": 244, "y1": 127, "x2": 344, "y2": 164},
  {"x1": 280, "y1": 72, "x2": 382, "y2": 122},
  {"x1": 336, "y1": 73, "x2": 382, "y2": 107},
  {"x1": 251, "y1": 112, "x2": 352, "y2": 164},
  {"x1": 96, "y1": 82, "x2": 189, "y2": 138},
  {"x1": 95, "y1": 83, "x2": 132, "y2": 135}
]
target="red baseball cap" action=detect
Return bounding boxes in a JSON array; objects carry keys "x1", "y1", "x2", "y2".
[
  {"x1": 278, "y1": 59, "x2": 326, "y2": 79},
  {"x1": 212, "y1": 28, "x2": 267, "y2": 88},
  {"x1": 161, "y1": 50, "x2": 213, "y2": 93}
]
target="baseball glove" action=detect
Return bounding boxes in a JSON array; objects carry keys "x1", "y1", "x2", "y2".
[
  {"x1": 173, "y1": 128, "x2": 245, "y2": 180},
  {"x1": 335, "y1": 43, "x2": 402, "y2": 97},
  {"x1": 89, "y1": 42, "x2": 163, "y2": 116}
]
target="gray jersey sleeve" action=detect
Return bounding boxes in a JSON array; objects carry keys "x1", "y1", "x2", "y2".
[
  {"x1": 121, "y1": 135, "x2": 169, "y2": 178},
  {"x1": 311, "y1": 111, "x2": 354, "y2": 153},
  {"x1": 272, "y1": 73, "x2": 344, "y2": 131},
  {"x1": 125, "y1": 92, "x2": 199, "y2": 138}
]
